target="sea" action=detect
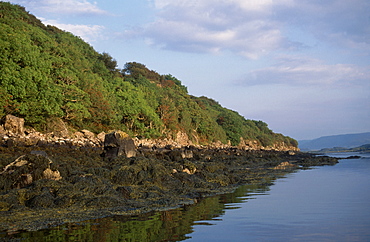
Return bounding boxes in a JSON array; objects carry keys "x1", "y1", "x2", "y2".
[{"x1": 1, "y1": 152, "x2": 370, "y2": 241}]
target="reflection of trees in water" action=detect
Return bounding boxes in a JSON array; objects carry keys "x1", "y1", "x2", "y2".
[{"x1": 4, "y1": 182, "x2": 277, "y2": 241}]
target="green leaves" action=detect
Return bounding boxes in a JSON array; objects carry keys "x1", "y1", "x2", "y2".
[
  {"x1": 114, "y1": 81, "x2": 163, "y2": 137},
  {"x1": 0, "y1": 18, "x2": 64, "y2": 125},
  {"x1": 0, "y1": 2, "x2": 297, "y2": 147}
]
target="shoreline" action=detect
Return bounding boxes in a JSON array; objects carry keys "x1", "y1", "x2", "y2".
[{"x1": 0, "y1": 145, "x2": 338, "y2": 232}]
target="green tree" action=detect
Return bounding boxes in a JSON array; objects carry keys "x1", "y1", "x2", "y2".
[
  {"x1": 99, "y1": 52, "x2": 118, "y2": 72},
  {"x1": 115, "y1": 81, "x2": 162, "y2": 137},
  {"x1": 0, "y1": 2, "x2": 298, "y2": 147}
]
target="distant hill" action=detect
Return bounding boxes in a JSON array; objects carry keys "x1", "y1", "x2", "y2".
[
  {"x1": 299, "y1": 132, "x2": 370, "y2": 151},
  {"x1": 318, "y1": 144, "x2": 370, "y2": 153}
]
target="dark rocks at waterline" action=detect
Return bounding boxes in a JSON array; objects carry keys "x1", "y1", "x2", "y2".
[
  {"x1": 0, "y1": 146, "x2": 338, "y2": 232},
  {"x1": 339, "y1": 155, "x2": 362, "y2": 159}
]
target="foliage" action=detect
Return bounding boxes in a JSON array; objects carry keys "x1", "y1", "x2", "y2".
[{"x1": 0, "y1": 2, "x2": 297, "y2": 147}]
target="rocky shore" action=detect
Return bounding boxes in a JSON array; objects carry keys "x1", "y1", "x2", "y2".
[
  {"x1": 0, "y1": 115, "x2": 338, "y2": 233},
  {"x1": 0, "y1": 115, "x2": 298, "y2": 152}
]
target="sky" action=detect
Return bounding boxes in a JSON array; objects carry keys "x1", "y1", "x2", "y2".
[{"x1": 7, "y1": 0, "x2": 370, "y2": 140}]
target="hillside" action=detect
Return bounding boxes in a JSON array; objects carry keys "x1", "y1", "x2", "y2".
[
  {"x1": 317, "y1": 144, "x2": 370, "y2": 153},
  {"x1": 299, "y1": 132, "x2": 370, "y2": 151},
  {"x1": 0, "y1": 2, "x2": 297, "y2": 148}
]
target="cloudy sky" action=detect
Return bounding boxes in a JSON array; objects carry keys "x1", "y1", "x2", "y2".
[{"x1": 9, "y1": 0, "x2": 370, "y2": 140}]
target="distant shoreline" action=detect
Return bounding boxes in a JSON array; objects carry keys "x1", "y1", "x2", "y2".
[{"x1": 304, "y1": 144, "x2": 370, "y2": 153}]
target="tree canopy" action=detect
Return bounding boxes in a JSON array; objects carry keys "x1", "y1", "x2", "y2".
[{"x1": 0, "y1": 2, "x2": 297, "y2": 147}]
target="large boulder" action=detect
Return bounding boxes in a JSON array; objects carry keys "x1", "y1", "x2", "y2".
[
  {"x1": 101, "y1": 131, "x2": 136, "y2": 159},
  {"x1": 3, "y1": 114, "x2": 24, "y2": 135}
]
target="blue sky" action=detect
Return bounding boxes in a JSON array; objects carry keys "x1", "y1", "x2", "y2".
[{"x1": 8, "y1": 0, "x2": 370, "y2": 140}]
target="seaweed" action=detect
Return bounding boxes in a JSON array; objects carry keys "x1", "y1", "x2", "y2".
[{"x1": 0, "y1": 146, "x2": 338, "y2": 231}]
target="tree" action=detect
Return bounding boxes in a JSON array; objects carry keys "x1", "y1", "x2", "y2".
[
  {"x1": 98, "y1": 52, "x2": 118, "y2": 72},
  {"x1": 0, "y1": 2, "x2": 298, "y2": 147},
  {"x1": 123, "y1": 62, "x2": 163, "y2": 83},
  {"x1": 115, "y1": 81, "x2": 163, "y2": 137}
]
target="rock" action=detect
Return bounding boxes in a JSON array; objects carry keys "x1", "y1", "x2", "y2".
[
  {"x1": 176, "y1": 131, "x2": 192, "y2": 146},
  {"x1": 30, "y1": 150, "x2": 48, "y2": 157},
  {"x1": 341, "y1": 155, "x2": 361, "y2": 160},
  {"x1": 102, "y1": 131, "x2": 136, "y2": 159},
  {"x1": 182, "y1": 167, "x2": 196, "y2": 175},
  {"x1": 97, "y1": 132, "x2": 106, "y2": 143},
  {"x1": 273, "y1": 161, "x2": 296, "y2": 170},
  {"x1": 45, "y1": 118, "x2": 69, "y2": 138},
  {"x1": 181, "y1": 149, "x2": 193, "y2": 159},
  {"x1": 42, "y1": 168, "x2": 62, "y2": 180},
  {"x1": 18, "y1": 173, "x2": 33, "y2": 187},
  {"x1": 3, "y1": 114, "x2": 24, "y2": 135},
  {"x1": 26, "y1": 190, "x2": 55, "y2": 208},
  {"x1": 1, "y1": 156, "x2": 29, "y2": 171},
  {"x1": 238, "y1": 138, "x2": 259, "y2": 150},
  {"x1": 168, "y1": 149, "x2": 193, "y2": 161},
  {"x1": 169, "y1": 149, "x2": 183, "y2": 161},
  {"x1": 81, "y1": 129, "x2": 95, "y2": 140},
  {"x1": 182, "y1": 161, "x2": 197, "y2": 174},
  {"x1": 73, "y1": 131, "x2": 84, "y2": 139},
  {"x1": 24, "y1": 134, "x2": 42, "y2": 146},
  {"x1": 4, "y1": 137, "x2": 15, "y2": 147},
  {"x1": 0, "y1": 134, "x2": 7, "y2": 146},
  {"x1": 70, "y1": 130, "x2": 98, "y2": 147},
  {"x1": 0, "y1": 153, "x2": 62, "y2": 189}
]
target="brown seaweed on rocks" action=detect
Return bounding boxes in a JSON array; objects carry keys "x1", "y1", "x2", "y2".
[{"x1": 0, "y1": 145, "x2": 338, "y2": 232}]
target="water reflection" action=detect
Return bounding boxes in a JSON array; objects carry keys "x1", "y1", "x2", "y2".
[{"x1": 1, "y1": 182, "x2": 275, "y2": 241}]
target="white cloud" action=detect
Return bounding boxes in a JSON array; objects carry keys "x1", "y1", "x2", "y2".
[
  {"x1": 144, "y1": 0, "x2": 293, "y2": 58},
  {"x1": 14, "y1": 0, "x2": 107, "y2": 15},
  {"x1": 276, "y1": 0, "x2": 370, "y2": 51},
  {"x1": 143, "y1": 0, "x2": 370, "y2": 57},
  {"x1": 242, "y1": 55, "x2": 370, "y2": 86},
  {"x1": 42, "y1": 19, "x2": 105, "y2": 43},
  {"x1": 145, "y1": 19, "x2": 283, "y2": 56}
]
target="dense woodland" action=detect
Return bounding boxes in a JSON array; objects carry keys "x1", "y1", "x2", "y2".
[{"x1": 0, "y1": 2, "x2": 297, "y2": 147}]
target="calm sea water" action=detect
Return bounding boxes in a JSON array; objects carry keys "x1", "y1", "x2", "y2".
[
  {"x1": 189, "y1": 152, "x2": 370, "y2": 242},
  {"x1": 2, "y1": 152, "x2": 370, "y2": 241}
]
